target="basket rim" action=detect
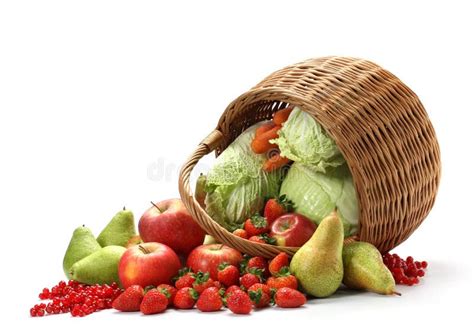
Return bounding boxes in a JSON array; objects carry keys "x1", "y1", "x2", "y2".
[{"x1": 216, "y1": 86, "x2": 365, "y2": 235}]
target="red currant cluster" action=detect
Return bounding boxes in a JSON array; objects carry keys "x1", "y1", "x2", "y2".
[
  {"x1": 383, "y1": 253, "x2": 428, "y2": 286},
  {"x1": 30, "y1": 280, "x2": 123, "y2": 317}
]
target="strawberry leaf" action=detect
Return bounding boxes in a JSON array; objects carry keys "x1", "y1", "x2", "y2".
[
  {"x1": 239, "y1": 254, "x2": 251, "y2": 275},
  {"x1": 158, "y1": 288, "x2": 171, "y2": 298},
  {"x1": 248, "y1": 290, "x2": 262, "y2": 304},
  {"x1": 259, "y1": 233, "x2": 277, "y2": 245},
  {"x1": 218, "y1": 262, "x2": 230, "y2": 271},
  {"x1": 247, "y1": 267, "x2": 264, "y2": 277},
  {"x1": 278, "y1": 194, "x2": 295, "y2": 212},
  {"x1": 144, "y1": 285, "x2": 156, "y2": 293},
  {"x1": 276, "y1": 266, "x2": 291, "y2": 277},
  {"x1": 189, "y1": 288, "x2": 199, "y2": 300},
  {"x1": 193, "y1": 271, "x2": 210, "y2": 284},
  {"x1": 250, "y1": 214, "x2": 268, "y2": 228}
]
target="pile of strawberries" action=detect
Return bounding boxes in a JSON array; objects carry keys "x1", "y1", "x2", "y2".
[
  {"x1": 232, "y1": 196, "x2": 294, "y2": 244},
  {"x1": 112, "y1": 252, "x2": 306, "y2": 315}
]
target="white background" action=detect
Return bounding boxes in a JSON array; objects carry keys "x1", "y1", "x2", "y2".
[{"x1": 1, "y1": 0, "x2": 473, "y2": 326}]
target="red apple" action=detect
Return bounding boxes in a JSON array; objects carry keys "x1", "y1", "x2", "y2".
[
  {"x1": 186, "y1": 244, "x2": 243, "y2": 280},
  {"x1": 138, "y1": 198, "x2": 206, "y2": 255},
  {"x1": 118, "y1": 242, "x2": 181, "y2": 289},
  {"x1": 270, "y1": 214, "x2": 317, "y2": 247}
]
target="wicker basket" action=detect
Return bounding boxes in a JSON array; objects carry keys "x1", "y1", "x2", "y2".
[{"x1": 179, "y1": 56, "x2": 441, "y2": 258}]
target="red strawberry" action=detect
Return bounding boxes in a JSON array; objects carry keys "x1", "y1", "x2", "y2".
[
  {"x1": 264, "y1": 195, "x2": 294, "y2": 225},
  {"x1": 192, "y1": 271, "x2": 215, "y2": 294},
  {"x1": 274, "y1": 287, "x2": 306, "y2": 308},
  {"x1": 244, "y1": 215, "x2": 269, "y2": 237},
  {"x1": 248, "y1": 256, "x2": 267, "y2": 275},
  {"x1": 157, "y1": 284, "x2": 177, "y2": 305},
  {"x1": 213, "y1": 281, "x2": 222, "y2": 289},
  {"x1": 247, "y1": 283, "x2": 271, "y2": 296},
  {"x1": 249, "y1": 236, "x2": 265, "y2": 244},
  {"x1": 196, "y1": 287, "x2": 223, "y2": 312},
  {"x1": 240, "y1": 268, "x2": 262, "y2": 290},
  {"x1": 112, "y1": 285, "x2": 144, "y2": 312},
  {"x1": 247, "y1": 283, "x2": 271, "y2": 308},
  {"x1": 173, "y1": 287, "x2": 199, "y2": 309},
  {"x1": 140, "y1": 289, "x2": 168, "y2": 315},
  {"x1": 266, "y1": 269, "x2": 298, "y2": 290},
  {"x1": 226, "y1": 290, "x2": 252, "y2": 315},
  {"x1": 225, "y1": 285, "x2": 242, "y2": 297},
  {"x1": 268, "y1": 253, "x2": 289, "y2": 276},
  {"x1": 233, "y1": 229, "x2": 248, "y2": 239},
  {"x1": 249, "y1": 233, "x2": 276, "y2": 245},
  {"x1": 174, "y1": 268, "x2": 195, "y2": 289},
  {"x1": 217, "y1": 263, "x2": 240, "y2": 287}
]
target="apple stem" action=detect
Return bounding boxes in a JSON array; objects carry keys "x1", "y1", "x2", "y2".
[
  {"x1": 217, "y1": 244, "x2": 224, "y2": 250},
  {"x1": 150, "y1": 201, "x2": 163, "y2": 213},
  {"x1": 123, "y1": 206, "x2": 126, "y2": 211},
  {"x1": 138, "y1": 245, "x2": 150, "y2": 254}
]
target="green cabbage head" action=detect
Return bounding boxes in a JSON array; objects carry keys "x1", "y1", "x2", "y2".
[{"x1": 204, "y1": 122, "x2": 283, "y2": 231}]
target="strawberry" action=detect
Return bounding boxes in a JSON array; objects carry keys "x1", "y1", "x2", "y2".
[
  {"x1": 112, "y1": 285, "x2": 144, "y2": 312},
  {"x1": 173, "y1": 287, "x2": 199, "y2": 309},
  {"x1": 217, "y1": 263, "x2": 240, "y2": 287},
  {"x1": 174, "y1": 267, "x2": 195, "y2": 289},
  {"x1": 248, "y1": 256, "x2": 268, "y2": 275},
  {"x1": 196, "y1": 287, "x2": 223, "y2": 312},
  {"x1": 140, "y1": 289, "x2": 168, "y2": 315},
  {"x1": 226, "y1": 289, "x2": 253, "y2": 314},
  {"x1": 225, "y1": 285, "x2": 242, "y2": 297},
  {"x1": 264, "y1": 195, "x2": 294, "y2": 225},
  {"x1": 249, "y1": 233, "x2": 276, "y2": 245},
  {"x1": 247, "y1": 283, "x2": 271, "y2": 296},
  {"x1": 275, "y1": 287, "x2": 306, "y2": 308},
  {"x1": 157, "y1": 284, "x2": 177, "y2": 305},
  {"x1": 232, "y1": 228, "x2": 248, "y2": 239},
  {"x1": 249, "y1": 236, "x2": 265, "y2": 244},
  {"x1": 268, "y1": 253, "x2": 290, "y2": 276},
  {"x1": 240, "y1": 268, "x2": 262, "y2": 290},
  {"x1": 244, "y1": 215, "x2": 269, "y2": 237},
  {"x1": 192, "y1": 271, "x2": 215, "y2": 294},
  {"x1": 213, "y1": 280, "x2": 222, "y2": 289},
  {"x1": 247, "y1": 283, "x2": 271, "y2": 308},
  {"x1": 266, "y1": 267, "x2": 298, "y2": 290}
]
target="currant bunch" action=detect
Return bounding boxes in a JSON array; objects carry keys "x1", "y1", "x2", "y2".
[
  {"x1": 30, "y1": 280, "x2": 123, "y2": 317},
  {"x1": 383, "y1": 253, "x2": 428, "y2": 286}
]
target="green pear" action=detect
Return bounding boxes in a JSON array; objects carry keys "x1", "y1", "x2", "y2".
[
  {"x1": 63, "y1": 225, "x2": 101, "y2": 279},
  {"x1": 97, "y1": 208, "x2": 136, "y2": 247},
  {"x1": 342, "y1": 242, "x2": 399, "y2": 295},
  {"x1": 290, "y1": 210, "x2": 344, "y2": 297},
  {"x1": 69, "y1": 246, "x2": 126, "y2": 286}
]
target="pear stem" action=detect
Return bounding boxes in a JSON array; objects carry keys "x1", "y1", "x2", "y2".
[
  {"x1": 393, "y1": 291, "x2": 402, "y2": 296},
  {"x1": 150, "y1": 201, "x2": 163, "y2": 213}
]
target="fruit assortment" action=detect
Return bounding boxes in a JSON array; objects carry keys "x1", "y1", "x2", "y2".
[
  {"x1": 228, "y1": 196, "x2": 316, "y2": 247},
  {"x1": 31, "y1": 195, "x2": 428, "y2": 318}
]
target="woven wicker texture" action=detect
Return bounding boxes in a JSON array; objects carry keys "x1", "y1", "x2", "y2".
[{"x1": 179, "y1": 56, "x2": 441, "y2": 258}]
